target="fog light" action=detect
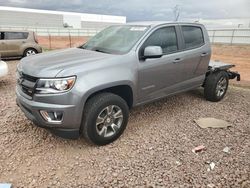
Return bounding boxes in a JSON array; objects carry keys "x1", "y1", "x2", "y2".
[{"x1": 40, "y1": 110, "x2": 63, "y2": 123}]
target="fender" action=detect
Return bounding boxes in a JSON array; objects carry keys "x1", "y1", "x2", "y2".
[{"x1": 81, "y1": 80, "x2": 136, "y2": 108}]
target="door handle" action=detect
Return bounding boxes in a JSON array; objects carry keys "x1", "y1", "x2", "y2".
[
  {"x1": 173, "y1": 58, "x2": 182, "y2": 63},
  {"x1": 201, "y1": 52, "x2": 208, "y2": 57}
]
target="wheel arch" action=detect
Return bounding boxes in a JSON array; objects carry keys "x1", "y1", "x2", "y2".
[{"x1": 83, "y1": 83, "x2": 135, "y2": 110}]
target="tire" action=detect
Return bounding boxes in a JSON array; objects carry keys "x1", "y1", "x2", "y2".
[
  {"x1": 204, "y1": 71, "x2": 229, "y2": 102},
  {"x1": 23, "y1": 48, "x2": 37, "y2": 57},
  {"x1": 82, "y1": 93, "x2": 129, "y2": 146}
]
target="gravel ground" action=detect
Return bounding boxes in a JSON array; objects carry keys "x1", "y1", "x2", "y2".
[{"x1": 0, "y1": 60, "x2": 249, "y2": 188}]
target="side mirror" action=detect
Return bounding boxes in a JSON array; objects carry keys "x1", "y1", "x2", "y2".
[{"x1": 143, "y1": 46, "x2": 163, "y2": 59}]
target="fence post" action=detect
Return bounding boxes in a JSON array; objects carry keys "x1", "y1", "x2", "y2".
[
  {"x1": 87, "y1": 29, "x2": 89, "y2": 37},
  {"x1": 230, "y1": 29, "x2": 235, "y2": 45},
  {"x1": 69, "y1": 31, "x2": 72, "y2": 48},
  {"x1": 49, "y1": 34, "x2": 52, "y2": 50},
  {"x1": 212, "y1": 30, "x2": 216, "y2": 44},
  {"x1": 78, "y1": 29, "x2": 80, "y2": 45},
  {"x1": 47, "y1": 29, "x2": 52, "y2": 50}
]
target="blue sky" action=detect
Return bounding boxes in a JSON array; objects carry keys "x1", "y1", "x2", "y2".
[{"x1": 0, "y1": 0, "x2": 249, "y2": 21}]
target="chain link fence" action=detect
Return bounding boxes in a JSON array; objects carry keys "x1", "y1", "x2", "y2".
[
  {"x1": 0, "y1": 26, "x2": 100, "y2": 49},
  {"x1": 207, "y1": 28, "x2": 250, "y2": 45},
  {"x1": 1, "y1": 26, "x2": 250, "y2": 49}
]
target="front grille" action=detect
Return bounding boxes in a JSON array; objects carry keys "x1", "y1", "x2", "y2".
[
  {"x1": 17, "y1": 71, "x2": 38, "y2": 97},
  {"x1": 21, "y1": 73, "x2": 37, "y2": 82}
]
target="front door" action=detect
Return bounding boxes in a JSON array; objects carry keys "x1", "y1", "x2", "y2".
[{"x1": 137, "y1": 26, "x2": 188, "y2": 103}]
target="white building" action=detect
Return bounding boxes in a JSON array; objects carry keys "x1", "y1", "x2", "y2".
[{"x1": 0, "y1": 6, "x2": 126, "y2": 29}]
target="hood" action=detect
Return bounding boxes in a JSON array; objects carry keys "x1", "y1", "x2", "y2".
[{"x1": 18, "y1": 48, "x2": 115, "y2": 77}]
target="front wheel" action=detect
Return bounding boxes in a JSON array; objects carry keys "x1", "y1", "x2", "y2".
[
  {"x1": 82, "y1": 93, "x2": 129, "y2": 146},
  {"x1": 204, "y1": 71, "x2": 229, "y2": 102}
]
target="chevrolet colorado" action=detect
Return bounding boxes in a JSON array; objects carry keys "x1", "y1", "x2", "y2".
[{"x1": 16, "y1": 22, "x2": 240, "y2": 145}]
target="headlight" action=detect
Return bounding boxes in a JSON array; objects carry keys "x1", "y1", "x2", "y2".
[{"x1": 36, "y1": 76, "x2": 76, "y2": 94}]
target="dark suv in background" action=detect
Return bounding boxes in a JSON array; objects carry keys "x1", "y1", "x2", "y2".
[{"x1": 0, "y1": 30, "x2": 42, "y2": 58}]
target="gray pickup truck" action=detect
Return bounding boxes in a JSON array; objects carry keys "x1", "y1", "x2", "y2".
[{"x1": 16, "y1": 22, "x2": 240, "y2": 145}]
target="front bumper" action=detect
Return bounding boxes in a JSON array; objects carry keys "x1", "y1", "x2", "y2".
[{"x1": 16, "y1": 87, "x2": 81, "y2": 139}]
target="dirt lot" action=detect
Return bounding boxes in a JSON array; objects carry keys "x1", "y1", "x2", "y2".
[{"x1": 0, "y1": 60, "x2": 249, "y2": 187}]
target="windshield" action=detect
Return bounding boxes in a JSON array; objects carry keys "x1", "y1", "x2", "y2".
[{"x1": 80, "y1": 25, "x2": 149, "y2": 54}]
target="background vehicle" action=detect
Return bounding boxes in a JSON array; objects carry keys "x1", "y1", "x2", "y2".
[
  {"x1": 0, "y1": 30, "x2": 42, "y2": 58},
  {"x1": 16, "y1": 22, "x2": 240, "y2": 145},
  {"x1": 0, "y1": 60, "x2": 8, "y2": 77}
]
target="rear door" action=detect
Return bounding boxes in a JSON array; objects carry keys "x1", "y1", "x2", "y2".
[
  {"x1": 178, "y1": 25, "x2": 211, "y2": 84},
  {"x1": 0, "y1": 32, "x2": 8, "y2": 57},
  {"x1": 3, "y1": 32, "x2": 29, "y2": 57}
]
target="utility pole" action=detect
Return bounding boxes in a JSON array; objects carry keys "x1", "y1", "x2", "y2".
[{"x1": 173, "y1": 5, "x2": 180, "y2": 21}]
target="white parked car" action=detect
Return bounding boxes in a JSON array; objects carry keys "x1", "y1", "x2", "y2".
[{"x1": 0, "y1": 60, "x2": 8, "y2": 77}]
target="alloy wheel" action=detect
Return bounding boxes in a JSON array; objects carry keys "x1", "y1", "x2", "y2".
[
  {"x1": 26, "y1": 49, "x2": 36, "y2": 56},
  {"x1": 95, "y1": 105, "x2": 123, "y2": 138},
  {"x1": 216, "y1": 77, "x2": 227, "y2": 97}
]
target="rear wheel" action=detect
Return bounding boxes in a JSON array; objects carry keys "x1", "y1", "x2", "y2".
[
  {"x1": 23, "y1": 48, "x2": 37, "y2": 57},
  {"x1": 82, "y1": 93, "x2": 129, "y2": 146},
  {"x1": 204, "y1": 71, "x2": 229, "y2": 102}
]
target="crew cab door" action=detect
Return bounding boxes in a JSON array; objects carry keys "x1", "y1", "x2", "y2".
[
  {"x1": 137, "y1": 25, "x2": 188, "y2": 103},
  {"x1": 178, "y1": 25, "x2": 211, "y2": 80}
]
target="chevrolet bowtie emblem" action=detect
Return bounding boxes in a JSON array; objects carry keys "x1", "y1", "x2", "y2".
[{"x1": 17, "y1": 78, "x2": 24, "y2": 85}]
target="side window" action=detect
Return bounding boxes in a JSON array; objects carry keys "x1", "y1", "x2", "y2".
[
  {"x1": 4, "y1": 32, "x2": 28, "y2": 40},
  {"x1": 181, "y1": 26, "x2": 204, "y2": 49},
  {"x1": 23, "y1": 32, "x2": 29, "y2": 39},
  {"x1": 0, "y1": 32, "x2": 4, "y2": 40},
  {"x1": 142, "y1": 26, "x2": 178, "y2": 54}
]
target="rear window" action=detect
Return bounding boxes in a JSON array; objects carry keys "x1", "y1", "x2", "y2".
[
  {"x1": 4, "y1": 32, "x2": 29, "y2": 40},
  {"x1": 181, "y1": 26, "x2": 204, "y2": 49}
]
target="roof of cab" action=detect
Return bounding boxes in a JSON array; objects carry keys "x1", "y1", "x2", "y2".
[{"x1": 125, "y1": 21, "x2": 204, "y2": 27}]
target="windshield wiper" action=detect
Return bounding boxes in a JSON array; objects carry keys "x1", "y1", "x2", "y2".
[
  {"x1": 93, "y1": 48, "x2": 110, "y2": 54},
  {"x1": 78, "y1": 45, "x2": 85, "y2": 49},
  {"x1": 79, "y1": 46, "x2": 111, "y2": 54}
]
